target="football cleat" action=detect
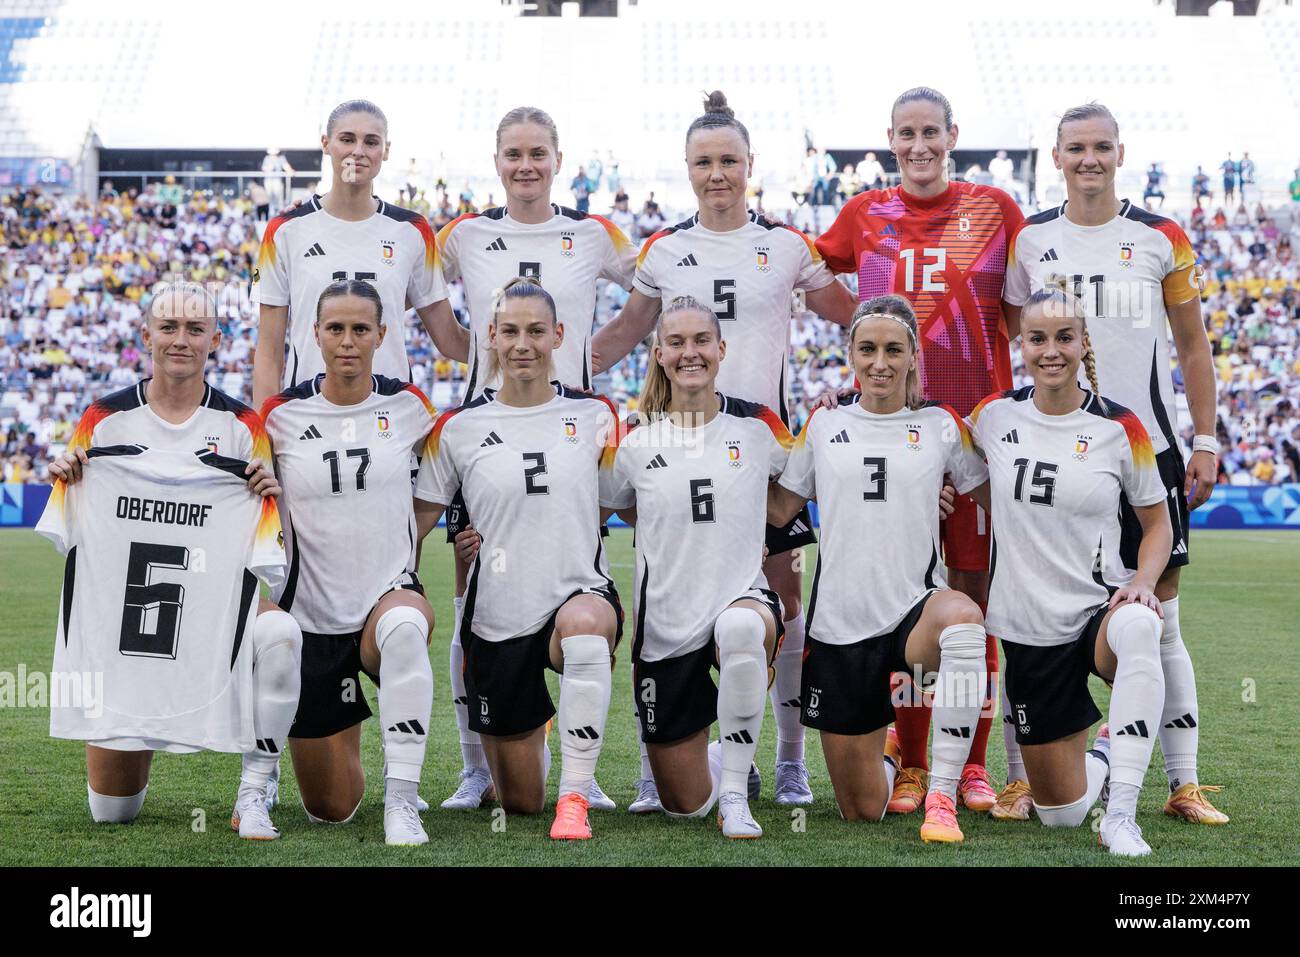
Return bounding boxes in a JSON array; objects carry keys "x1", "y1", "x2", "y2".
[
  {"x1": 718, "y1": 791, "x2": 762, "y2": 839},
  {"x1": 887, "y1": 766, "x2": 928, "y2": 815},
  {"x1": 588, "y1": 777, "x2": 616, "y2": 811},
  {"x1": 384, "y1": 797, "x2": 429, "y2": 846},
  {"x1": 628, "y1": 777, "x2": 663, "y2": 814},
  {"x1": 440, "y1": 767, "x2": 494, "y2": 810},
  {"x1": 550, "y1": 792, "x2": 592, "y2": 840},
  {"x1": 920, "y1": 791, "x2": 964, "y2": 844},
  {"x1": 774, "y1": 760, "x2": 814, "y2": 806},
  {"x1": 1163, "y1": 783, "x2": 1229, "y2": 825},
  {"x1": 957, "y1": 764, "x2": 997, "y2": 812},
  {"x1": 1099, "y1": 813, "x2": 1151, "y2": 857},
  {"x1": 231, "y1": 788, "x2": 280, "y2": 841},
  {"x1": 990, "y1": 779, "x2": 1034, "y2": 821}
]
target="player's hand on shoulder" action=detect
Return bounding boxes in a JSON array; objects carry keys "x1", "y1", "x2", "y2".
[
  {"x1": 244, "y1": 459, "x2": 281, "y2": 498},
  {"x1": 813, "y1": 385, "x2": 857, "y2": 412},
  {"x1": 939, "y1": 480, "x2": 956, "y2": 520},
  {"x1": 455, "y1": 524, "x2": 482, "y2": 564},
  {"x1": 1109, "y1": 583, "x2": 1163, "y2": 616},
  {"x1": 48, "y1": 447, "x2": 88, "y2": 484},
  {"x1": 274, "y1": 198, "x2": 305, "y2": 218}
]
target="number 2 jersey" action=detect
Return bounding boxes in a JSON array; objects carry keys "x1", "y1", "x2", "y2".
[
  {"x1": 416, "y1": 384, "x2": 618, "y2": 643},
  {"x1": 779, "y1": 400, "x2": 988, "y2": 644},
  {"x1": 261, "y1": 375, "x2": 438, "y2": 634},
  {"x1": 967, "y1": 387, "x2": 1165, "y2": 647},
  {"x1": 36, "y1": 446, "x2": 285, "y2": 753},
  {"x1": 601, "y1": 397, "x2": 793, "y2": 662}
]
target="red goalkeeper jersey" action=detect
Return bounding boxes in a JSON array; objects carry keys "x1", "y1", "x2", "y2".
[{"x1": 816, "y1": 182, "x2": 1024, "y2": 416}]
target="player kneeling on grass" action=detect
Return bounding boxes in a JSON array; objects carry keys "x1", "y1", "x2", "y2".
[
  {"x1": 43, "y1": 281, "x2": 301, "y2": 840},
  {"x1": 600, "y1": 297, "x2": 790, "y2": 839},
  {"x1": 768, "y1": 297, "x2": 990, "y2": 843},
  {"x1": 965, "y1": 279, "x2": 1171, "y2": 857},
  {"x1": 414, "y1": 277, "x2": 622, "y2": 841},
  {"x1": 260, "y1": 281, "x2": 440, "y2": 846}
]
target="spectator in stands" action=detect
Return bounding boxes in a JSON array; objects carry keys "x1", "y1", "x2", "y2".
[
  {"x1": 1239, "y1": 152, "x2": 1256, "y2": 202},
  {"x1": 1221, "y1": 153, "x2": 1239, "y2": 204},
  {"x1": 635, "y1": 197, "x2": 665, "y2": 240},
  {"x1": 571, "y1": 166, "x2": 591, "y2": 213},
  {"x1": 608, "y1": 191, "x2": 635, "y2": 239},
  {"x1": 989, "y1": 149, "x2": 1017, "y2": 200},
  {"x1": 1143, "y1": 162, "x2": 1166, "y2": 208},
  {"x1": 1192, "y1": 166, "x2": 1211, "y2": 209},
  {"x1": 859, "y1": 151, "x2": 885, "y2": 190}
]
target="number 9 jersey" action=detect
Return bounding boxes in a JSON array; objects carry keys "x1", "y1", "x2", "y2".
[{"x1": 261, "y1": 374, "x2": 438, "y2": 634}]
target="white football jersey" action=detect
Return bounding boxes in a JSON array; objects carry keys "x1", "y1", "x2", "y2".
[
  {"x1": 253, "y1": 195, "x2": 449, "y2": 387},
  {"x1": 1003, "y1": 200, "x2": 1201, "y2": 456},
  {"x1": 437, "y1": 204, "x2": 637, "y2": 396},
  {"x1": 780, "y1": 400, "x2": 988, "y2": 644},
  {"x1": 601, "y1": 396, "x2": 792, "y2": 662},
  {"x1": 632, "y1": 211, "x2": 836, "y2": 420},
  {"x1": 416, "y1": 384, "x2": 618, "y2": 642},
  {"x1": 36, "y1": 446, "x2": 285, "y2": 753},
  {"x1": 68, "y1": 379, "x2": 268, "y2": 462},
  {"x1": 261, "y1": 375, "x2": 437, "y2": 634},
  {"x1": 967, "y1": 387, "x2": 1165, "y2": 647}
]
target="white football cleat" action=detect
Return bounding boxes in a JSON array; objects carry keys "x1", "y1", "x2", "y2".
[
  {"x1": 440, "y1": 767, "x2": 494, "y2": 810},
  {"x1": 384, "y1": 797, "x2": 429, "y2": 846},
  {"x1": 1100, "y1": 813, "x2": 1152, "y2": 858},
  {"x1": 231, "y1": 788, "x2": 280, "y2": 841},
  {"x1": 628, "y1": 777, "x2": 663, "y2": 814},
  {"x1": 718, "y1": 791, "x2": 762, "y2": 839},
  {"x1": 774, "y1": 760, "x2": 814, "y2": 806},
  {"x1": 588, "y1": 777, "x2": 616, "y2": 811}
]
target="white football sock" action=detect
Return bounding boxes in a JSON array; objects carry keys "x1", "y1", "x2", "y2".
[
  {"x1": 88, "y1": 784, "x2": 147, "y2": 823},
  {"x1": 241, "y1": 610, "x2": 302, "y2": 791},
  {"x1": 1156, "y1": 597, "x2": 1200, "y2": 791},
  {"x1": 1105, "y1": 603, "x2": 1165, "y2": 817},
  {"x1": 664, "y1": 741, "x2": 723, "y2": 819},
  {"x1": 770, "y1": 611, "x2": 806, "y2": 763},
  {"x1": 557, "y1": 634, "x2": 612, "y2": 799},
  {"x1": 717, "y1": 607, "x2": 768, "y2": 796},
  {"x1": 1034, "y1": 752, "x2": 1108, "y2": 827},
  {"x1": 450, "y1": 596, "x2": 487, "y2": 772},
  {"x1": 1001, "y1": 680, "x2": 1027, "y2": 783},
  {"x1": 375, "y1": 606, "x2": 433, "y2": 787},
  {"x1": 929, "y1": 623, "x2": 987, "y2": 799}
]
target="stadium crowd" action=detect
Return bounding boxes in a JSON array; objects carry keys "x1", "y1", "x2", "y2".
[{"x1": 3, "y1": 181, "x2": 1298, "y2": 487}]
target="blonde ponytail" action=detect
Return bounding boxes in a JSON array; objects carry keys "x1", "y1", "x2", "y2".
[{"x1": 1024, "y1": 274, "x2": 1107, "y2": 413}]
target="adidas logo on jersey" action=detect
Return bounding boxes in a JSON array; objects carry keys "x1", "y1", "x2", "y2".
[
  {"x1": 304, "y1": 242, "x2": 326, "y2": 258},
  {"x1": 485, "y1": 237, "x2": 508, "y2": 251},
  {"x1": 298, "y1": 425, "x2": 323, "y2": 441},
  {"x1": 480, "y1": 432, "x2": 503, "y2": 447},
  {"x1": 1116, "y1": 720, "x2": 1150, "y2": 738},
  {"x1": 645, "y1": 453, "x2": 668, "y2": 469},
  {"x1": 1039, "y1": 248, "x2": 1060, "y2": 263},
  {"x1": 879, "y1": 223, "x2": 898, "y2": 237},
  {"x1": 723, "y1": 729, "x2": 754, "y2": 744},
  {"x1": 1001, "y1": 429, "x2": 1020, "y2": 444},
  {"x1": 675, "y1": 253, "x2": 699, "y2": 267},
  {"x1": 829, "y1": 429, "x2": 850, "y2": 444}
]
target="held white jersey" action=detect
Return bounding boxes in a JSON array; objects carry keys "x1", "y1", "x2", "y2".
[
  {"x1": 633, "y1": 211, "x2": 836, "y2": 421},
  {"x1": 36, "y1": 446, "x2": 285, "y2": 753},
  {"x1": 1004, "y1": 200, "x2": 1201, "y2": 455},
  {"x1": 780, "y1": 400, "x2": 988, "y2": 644},
  {"x1": 601, "y1": 396, "x2": 793, "y2": 662},
  {"x1": 262, "y1": 375, "x2": 438, "y2": 634},
  {"x1": 968, "y1": 387, "x2": 1165, "y2": 647},
  {"x1": 253, "y1": 195, "x2": 449, "y2": 388},
  {"x1": 68, "y1": 379, "x2": 268, "y2": 463},
  {"x1": 437, "y1": 204, "x2": 636, "y2": 396},
  {"x1": 416, "y1": 384, "x2": 618, "y2": 642}
]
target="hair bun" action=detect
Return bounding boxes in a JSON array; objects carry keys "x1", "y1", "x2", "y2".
[{"x1": 702, "y1": 90, "x2": 734, "y2": 118}]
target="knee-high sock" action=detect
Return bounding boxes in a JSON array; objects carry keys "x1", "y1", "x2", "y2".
[
  {"x1": 929, "y1": 623, "x2": 988, "y2": 799},
  {"x1": 1105, "y1": 603, "x2": 1165, "y2": 818},
  {"x1": 717, "y1": 607, "x2": 768, "y2": 795},
  {"x1": 1002, "y1": 678, "x2": 1027, "y2": 784},
  {"x1": 665, "y1": 742, "x2": 723, "y2": 819},
  {"x1": 557, "y1": 634, "x2": 613, "y2": 798},
  {"x1": 449, "y1": 597, "x2": 486, "y2": 772},
  {"x1": 770, "y1": 611, "x2": 806, "y2": 763},
  {"x1": 88, "y1": 784, "x2": 147, "y2": 823},
  {"x1": 241, "y1": 610, "x2": 302, "y2": 791},
  {"x1": 965, "y1": 631, "x2": 998, "y2": 767},
  {"x1": 893, "y1": 673, "x2": 931, "y2": 771},
  {"x1": 1157, "y1": 597, "x2": 1199, "y2": 791},
  {"x1": 376, "y1": 607, "x2": 433, "y2": 789},
  {"x1": 1033, "y1": 752, "x2": 1109, "y2": 826}
]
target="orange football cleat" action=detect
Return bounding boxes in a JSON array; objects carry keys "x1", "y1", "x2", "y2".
[
  {"x1": 958, "y1": 764, "x2": 998, "y2": 812},
  {"x1": 920, "y1": 791, "x2": 964, "y2": 844},
  {"x1": 1163, "y1": 783, "x2": 1229, "y2": 825},
  {"x1": 549, "y1": 792, "x2": 593, "y2": 840}
]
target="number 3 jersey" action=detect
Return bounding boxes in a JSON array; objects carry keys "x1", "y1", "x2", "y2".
[
  {"x1": 35, "y1": 446, "x2": 285, "y2": 753},
  {"x1": 416, "y1": 384, "x2": 618, "y2": 643},
  {"x1": 600, "y1": 397, "x2": 793, "y2": 662},
  {"x1": 967, "y1": 387, "x2": 1165, "y2": 647},
  {"x1": 261, "y1": 375, "x2": 438, "y2": 634},
  {"x1": 779, "y1": 400, "x2": 988, "y2": 644}
]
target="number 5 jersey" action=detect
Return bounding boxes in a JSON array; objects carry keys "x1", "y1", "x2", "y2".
[{"x1": 36, "y1": 446, "x2": 285, "y2": 753}]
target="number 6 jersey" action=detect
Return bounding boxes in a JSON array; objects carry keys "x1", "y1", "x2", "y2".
[
  {"x1": 36, "y1": 446, "x2": 285, "y2": 753},
  {"x1": 261, "y1": 375, "x2": 438, "y2": 634}
]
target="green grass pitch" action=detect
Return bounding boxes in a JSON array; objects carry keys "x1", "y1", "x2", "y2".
[{"x1": 1, "y1": 527, "x2": 1295, "y2": 866}]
